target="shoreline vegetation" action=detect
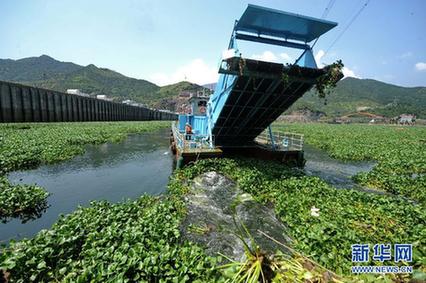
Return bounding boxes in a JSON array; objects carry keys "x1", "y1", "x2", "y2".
[{"x1": 1, "y1": 122, "x2": 425, "y2": 282}]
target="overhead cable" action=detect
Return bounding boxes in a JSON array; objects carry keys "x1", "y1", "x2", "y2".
[{"x1": 324, "y1": 0, "x2": 371, "y2": 56}]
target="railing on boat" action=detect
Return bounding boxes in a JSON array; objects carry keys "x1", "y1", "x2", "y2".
[
  {"x1": 255, "y1": 131, "x2": 304, "y2": 151},
  {"x1": 172, "y1": 121, "x2": 215, "y2": 150}
]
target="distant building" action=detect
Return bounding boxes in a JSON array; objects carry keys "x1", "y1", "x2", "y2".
[
  {"x1": 96, "y1": 95, "x2": 113, "y2": 102},
  {"x1": 330, "y1": 117, "x2": 350, "y2": 124},
  {"x1": 180, "y1": 89, "x2": 211, "y2": 99},
  {"x1": 122, "y1": 99, "x2": 145, "y2": 107},
  {"x1": 179, "y1": 91, "x2": 192, "y2": 98},
  {"x1": 158, "y1": 109, "x2": 175, "y2": 114},
  {"x1": 66, "y1": 89, "x2": 79, "y2": 95},
  {"x1": 397, "y1": 114, "x2": 416, "y2": 125},
  {"x1": 66, "y1": 89, "x2": 90, "y2": 97},
  {"x1": 122, "y1": 99, "x2": 139, "y2": 106},
  {"x1": 368, "y1": 116, "x2": 385, "y2": 124},
  {"x1": 195, "y1": 90, "x2": 210, "y2": 98},
  {"x1": 203, "y1": 83, "x2": 216, "y2": 91}
]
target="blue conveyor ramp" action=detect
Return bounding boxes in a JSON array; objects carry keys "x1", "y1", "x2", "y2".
[{"x1": 206, "y1": 5, "x2": 338, "y2": 146}]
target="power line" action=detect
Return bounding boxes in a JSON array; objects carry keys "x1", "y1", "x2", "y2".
[
  {"x1": 311, "y1": 0, "x2": 337, "y2": 49},
  {"x1": 324, "y1": 0, "x2": 371, "y2": 56},
  {"x1": 321, "y1": 0, "x2": 337, "y2": 19}
]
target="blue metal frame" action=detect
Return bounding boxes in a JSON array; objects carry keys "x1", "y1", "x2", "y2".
[
  {"x1": 176, "y1": 4, "x2": 338, "y2": 149},
  {"x1": 295, "y1": 49, "x2": 318, "y2": 68}
]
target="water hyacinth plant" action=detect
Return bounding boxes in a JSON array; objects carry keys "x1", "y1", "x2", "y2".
[
  {"x1": 171, "y1": 158, "x2": 426, "y2": 280},
  {"x1": 0, "y1": 176, "x2": 49, "y2": 223},
  {"x1": 0, "y1": 196, "x2": 221, "y2": 282},
  {"x1": 1, "y1": 123, "x2": 425, "y2": 282},
  {"x1": 273, "y1": 123, "x2": 426, "y2": 205}
]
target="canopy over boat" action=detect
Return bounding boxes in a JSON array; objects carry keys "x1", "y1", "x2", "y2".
[{"x1": 235, "y1": 4, "x2": 337, "y2": 43}]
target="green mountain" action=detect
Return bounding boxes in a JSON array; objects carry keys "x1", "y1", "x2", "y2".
[
  {"x1": 289, "y1": 77, "x2": 426, "y2": 118},
  {"x1": 0, "y1": 55, "x2": 209, "y2": 109},
  {"x1": 0, "y1": 55, "x2": 160, "y2": 105},
  {"x1": 0, "y1": 55, "x2": 81, "y2": 82},
  {"x1": 1, "y1": 55, "x2": 424, "y2": 117},
  {"x1": 144, "y1": 81, "x2": 207, "y2": 108},
  {"x1": 29, "y1": 64, "x2": 160, "y2": 103},
  {"x1": 152, "y1": 81, "x2": 210, "y2": 111},
  {"x1": 156, "y1": 81, "x2": 205, "y2": 99},
  {"x1": 0, "y1": 55, "x2": 210, "y2": 110}
]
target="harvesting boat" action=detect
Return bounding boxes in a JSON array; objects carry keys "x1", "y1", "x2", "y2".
[{"x1": 170, "y1": 4, "x2": 342, "y2": 167}]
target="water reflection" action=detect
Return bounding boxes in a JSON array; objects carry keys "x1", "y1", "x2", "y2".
[
  {"x1": 0, "y1": 199, "x2": 49, "y2": 224},
  {"x1": 303, "y1": 144, "x2": 376, "y2": 189},
  {"x1": 0, "y1": 128, "x2": 173, "y2": 242}
]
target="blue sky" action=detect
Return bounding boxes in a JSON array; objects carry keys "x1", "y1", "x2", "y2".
[{"x1": 1, "y1": 0, "x2": 425, "y2": 87}]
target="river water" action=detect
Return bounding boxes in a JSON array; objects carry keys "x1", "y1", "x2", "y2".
[
  {"x1": 0, "y1": 128, "x2": 173, "y2": 243},
  {"x1": 303, "y1": 144, "x2": 376, "y2": 189},
  {"x1": 0, "y1": 130, "x2": 376, "y2": 243}
]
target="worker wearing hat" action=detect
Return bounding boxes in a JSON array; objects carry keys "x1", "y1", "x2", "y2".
[{"x1": 185, "y1": 123, "x2": 193, "y2": 141}]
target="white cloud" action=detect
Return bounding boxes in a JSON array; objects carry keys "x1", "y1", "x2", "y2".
[
  {"x1": 315, "y1": 50, "x2": 325, "y2": 66},
  {"x1": 250, "y1": 51, "x2": 293, "y2": 64},
  {"x1": 251, "y1": 51, "x2": 278, "y2": 62},
  {"x1": 415, "y1": 62, "x2": 426, "y2": 71},
  {"x1": 279, "y1": 52, "x2": 292, "y2": 63},
  {"x1": 400, "y1": 52, "x2": 413, "y2": 59},
  {"x1": 326, "y1": 51, "x2": 338, "y2": 60},
  {"x1": 342, "y1": 66, "x2": 361, "y2": 79},
  {"x1": 149, "y1": 59, "x2": 218, "y2": 86},
  {"x1": 222, "y1": 49, "x2": 237, "y2": 60}
]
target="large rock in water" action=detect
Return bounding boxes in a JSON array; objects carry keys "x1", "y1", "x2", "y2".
[{"x1": 181, "y1": 171, "x2": 292, "y2": 261}]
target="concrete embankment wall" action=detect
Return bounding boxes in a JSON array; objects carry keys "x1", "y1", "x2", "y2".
[{"x1": 0, "y1": 81, "x2": 177, "y2": 122}]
